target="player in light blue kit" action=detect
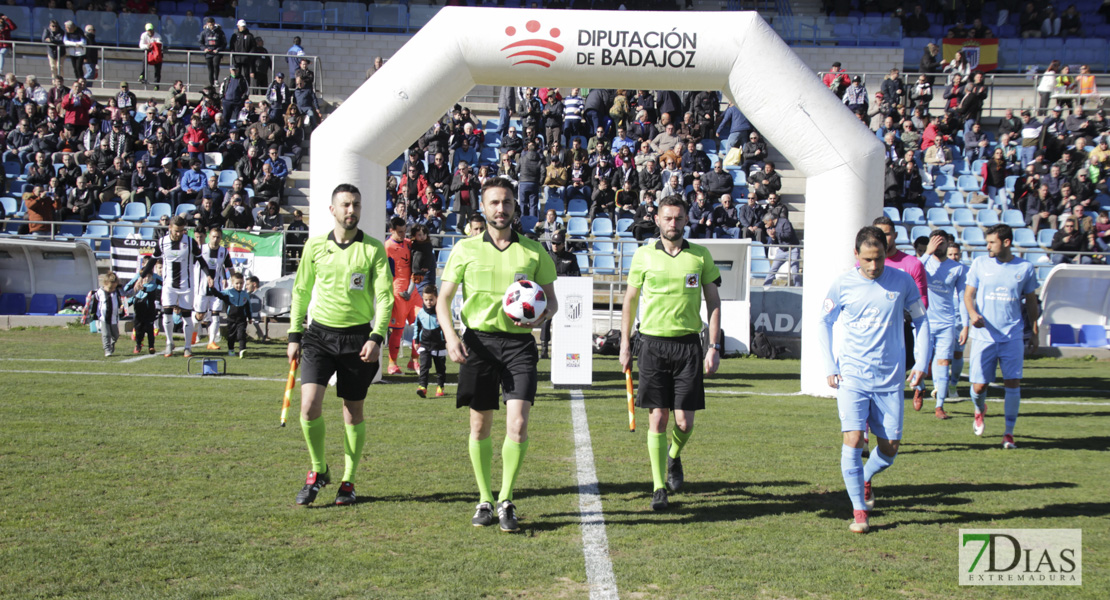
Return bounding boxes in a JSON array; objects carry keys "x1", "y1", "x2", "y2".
[
  {"x1": 819, "y1": 226, "x2": 930, "y2": 534},
  {"x1": 964, "y1": 224, "x2": 1039, "y2": 448},
  {"x1": 916, "y1": 231, "x2": 968, "y2": 420}
]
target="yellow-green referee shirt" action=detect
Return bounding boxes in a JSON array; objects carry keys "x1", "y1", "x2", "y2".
[
  {"x1": 442, "y1": 230, "x2": 557, "y2": 334},
  {"x1": 627, "y1": 239, "x2": 721, "y2": 337}
]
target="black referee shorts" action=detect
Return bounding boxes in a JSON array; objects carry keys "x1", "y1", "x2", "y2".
[
  {"x1": 456, "y1": 329, "x2": 538, "y2": 411},
  {"x1": 636, "y1": 333, "x2": 705, "y2": 412},
  {"x1": 300, "y1": 323, "x2": 379, "y2": 402}
]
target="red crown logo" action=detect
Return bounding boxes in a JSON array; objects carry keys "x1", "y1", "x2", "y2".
[{"x1": 502, "y1": 20, "x2": 564, "y2": 68}]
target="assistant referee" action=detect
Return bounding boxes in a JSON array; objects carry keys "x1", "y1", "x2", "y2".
[
  {"x1": 287, "y1": 183, "x2": 394, "y2": 506},
  {"x1": 620, "y1": 195, "x2": 722, "y2": 511},
  {"x1": 437, "y1": 177, "x2": 558, "y2": 533}
]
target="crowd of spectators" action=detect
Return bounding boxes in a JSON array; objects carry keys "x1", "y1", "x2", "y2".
[{"x1": 10, "y1": 39, "x2": 324, "y2": 236}]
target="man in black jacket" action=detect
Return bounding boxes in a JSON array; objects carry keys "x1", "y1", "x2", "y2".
[
  {"x1": 748, "y1": 161, "x2": 782, "y2": 200},
  {"x1": 703, "y1": 160, "x2": 733, "y2": 202},
  {"x1": 198, "y1": 18, "x2": 226, "y2": 86}
]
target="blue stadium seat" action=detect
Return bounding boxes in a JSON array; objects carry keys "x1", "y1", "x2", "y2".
[
  {"x1": 894, "y1": 225, "x2": 909, "y2": 244},
  {"x1": 28, "y1": 293, "x2": 57, "y2": 316},
  {"x1": 902, "y1": 207, "x2": 926, "y2": 226},
  {"x1": 575, "y1": 253, "x2": 589, "y2": 272},
  {"x1": 1049, "y1": 323, "x2": 1080, "y2": 347},
  {"x1": 935, "y1": 174, "x2": 957, "y2": 192},
  {"x1": 97, "y1": 201, "x2": 121, "y2": 221},
  {"x1": 615, "y1": 218, "x2": 634, "y2": 237},
  {"x1": 437, "y1": 249, "x2": 450, "y2": 268},
  {"x1": 121, "y1": 202, "x2": 147, "y2": 222},
  {"x1": 976, "y1": 209, "x2": 1000, "y2": 227},
  {"x1": 1078, "y1": 325, "x2": 1109, "y2": 348},
  {"x1": 1004, "y1": 175, "x2": 1018, "y2": 192},
  {"x1": 175, "y1": 203, "x2": 197, "y2": 217},
  {"x1": 566, "y1": 199, "x2": 588, "y2": 218},
  {"x1": 324, "y1": 2, "x2": 368, "y2": 29},
  {"x1": 944, "y1": 191, "x2": 967, "y2": 208},
  {"x1": 59, "y1": 221, "x2": 84, "y2": 237},
  {"x1": 139, "y1": 226, "x2": 156, "y2": 239},
  {"x1": 1013, "y1": 227, "x2": 1038, "y2": 248},
  {"x1": 0, "y1": 196, "x2": 16, "y2": 216},
  {"x1": 444, "y1": 212, "x2": 459, "y2": 233},
  {"x1": 112, "y1": 225, "x2": 136, "y2": 239},
  {"x1": 520, "y1": 215, "x2": 538, "y2": 232},
  {"x1": 1037, "y1": 228, "x2": 1057, "y2": 247},
  {"x1": 956, "y1": 174, "x2": 980, "y2": 194},
  {"x1": 217, "y1": 170, "x2": 237, "y2": 190},
  {"x1": 545, "y1": 196, "x2": 565, "y2": 215},
  {"x1": 3, "y1": 162, "x2": 20, "y2": 178},
  {"x1": 926, "y1": 207, "x2": 950, "y2": 226},
  {"x1": 750, "y1": 242, "x2": 766, "y2": 259},
  {"x1": 621, "y1": 253, "x2": 635, "y2": 274},
  {"x1": 938, "y1": 225, "x2": 957, "y2": 239},
  {"x1": 883, "y1": 206, "x2": 901, "y2": 224},
  {"x1": 591, "y1": 218, "x2": 614, "y2": 237},
  {"x1": 951, "y1": 208, "x2": 976, "y2": 227},
  {"x1": 1001, "y1": 209, "x2": 1025, "y2": 228},
  {"x1": 592, "y1": 240, "x2": 614, "y2": 254},
  {"x1": 566, "y1": 216, "x2": 589, "y2": 237},
  {"x1": 910, "y1": 225, "x2": 932, "y2": 241},
  {"x1": 593, "y1": 254, "x2": 616, "y2": 275},
  {"x1": 0, "y1": 292, "x2": 26, "y2": 315},
  {"x1": 147, "y1": 203, "x2": 172, "y2": 222},
  {"x1": 962, "y1": 227, "x2": 987, "y2": 246}
]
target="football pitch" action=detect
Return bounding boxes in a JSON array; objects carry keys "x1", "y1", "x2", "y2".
[{"x1": 1, "y1": 326, "x2": 1107, "y2": 600}]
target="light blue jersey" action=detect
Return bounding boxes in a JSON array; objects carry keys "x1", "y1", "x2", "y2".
[
  {"x1": 966, "y1": 255, "x2": 1037, "y2": 343},
  {"x1": 924, "y1": 255, "x2": 968, "y2": 330},
  {"x1": 819, "y1": 267, "x2": 931, "y2": 393}
]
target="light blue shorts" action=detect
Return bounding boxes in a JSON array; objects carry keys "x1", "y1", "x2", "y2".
[
  {"x1": 970, "y1": 337, "x2": 1024, "y2": 384},
  {"x1": 931, "y1": 325, "x2": 958, "y2": 362},
  {"x1": 837, "y1": 387, "x2": 904, "y2": 441}
]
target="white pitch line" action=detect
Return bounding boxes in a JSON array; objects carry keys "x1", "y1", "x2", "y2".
[
  {"x1": 569, "y1": 390, "x2": 619, "y2": 600},
  {"x1": 0, "y1": 358, "x2": 114, "y2": 364},
  {"x1": 120, "y1": 352, "x2": 161, "y2": 363},
  {"x1": 0, "y1": 369, "x2": 285, "y2": 383},
  {"x1": 705, "y1": 388, "x2": 1110, "y2": 408}
]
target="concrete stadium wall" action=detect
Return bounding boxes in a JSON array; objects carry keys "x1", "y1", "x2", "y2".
[{"x1": 253, "y1": 28, "x2": 904, "y2": 99}]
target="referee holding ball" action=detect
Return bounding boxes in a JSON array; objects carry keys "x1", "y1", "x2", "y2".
[
  {"x1": 620, "y1": 195, "x2": 722, "y2": 511},
  {"x1": 437, "y1": 177, "x2": 559, "y2": 533},
  {"x1": 288, "y1": 183, "x2": 394, "y2": 507}
]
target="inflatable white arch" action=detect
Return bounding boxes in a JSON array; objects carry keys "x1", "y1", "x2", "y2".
[{"x1": 310, "y1": 7, "x2": 884, "y2": 396}]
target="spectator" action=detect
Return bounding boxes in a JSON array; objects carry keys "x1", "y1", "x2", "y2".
[
  {"x1": 885, "y1": 159, "x2": 925, "y2": 211},
  {"x1": 101, "y1": 156, "x2": 132, "y2": 205},
  {"x1": 183, "y1": 116, "x2": 208, "y2": 162},
  {"x1": 60, "y1": 79, "x2": 92, "y2": 131},
  {"x1": 66, "y1": 175, "x2": 98, "y2": 222},
  {"x1": 1094, "y1": 210, "x2": 1110, "y2": 253},
  {"x1": 193, "y1": 195, "x2": 222, "y2": 231},
  {"x1": 220, "y1": 66, "x2": 249, "y2": 123},
  {"x1": 748, "y1": 161, "x2": 781, "y2": 200},
  {"x1": 968, "y1": 17, "x2": 994, "y2": 37},
  {"x1": 236, "y1": 145, "x2": 263, "y2": 183},
  {"x1": 255, "y1": 200, "x2": 282, "y2": 230},
  {"x1": 265, "y1": 73, "x2": 289, "y2": 119},
  {"x1": 1051, "y1": 217, "x2": 1092, "y2": 263},
  {"x1": 543, "y1": 93, "x2": 564, "y2": 147},
  {"x1": 294, "y1": 58, "x2": 315, "y2": 91},
  {"x1": 286, "y1": 36, "x2": 305, "y2": 78},
  {"x1": 139, "y1": 23, "x2": 164, "y2": 88},
  {"x1": 822, "y1": 62, "x2": 851, "y2": 98},
  {"x1": 881, "y1": 69, "x2": 906, "y2": 106},
  {"x1": 449, "y1": 161, "x2": 480, "y2": 219},
  {"x1": 1026, "y1": 184, "x2": 1059, "y2": 233},
  {"x1": 688, "y1": 192, "x2": 712, "y2": 238},
  {"x1": 703, "y1": 160, "x2": 732, "y2": 201},
  {"x1": 156, "y1": 157, "x2": 184, "y2": 207},
  {"x1": 0, "y1": 13, "x2": 15, "y2": 74},
  {"x1": 61, "y1": 21, "x2": 86, "y2": 81},
  {"x1": 201, "y1": 174, "x2": 223, "y2": 208},
  {"x1": 229, "y1": 20, "x2": 256, "y2": 80},
  {"x1": 903, "y1": 5, "x2": 930, "y2": 36},
  {"x1": 130, "y1": 160, "x2": 157, "y2": 209},
  {"x1": 198, "y1": 17, "x2": 227, "y2": 86},
  {"x1": 738, "y1": 191, "x2": 765, "y2": 242},
  {"x1": 180, "y1": 159, "x2": 207, "y2": 202},
  {"x1": 711, "y1": 194, "x2": 740, "y2": 239},
  {"x1": 286, "y1": 209, "x2": 309, "y2": 258},
  {"x1": 588, "y1": 177, "x2": 615, "y2": 222},
  {"x1": 1020, "y1": 2, "x2": 1043, "y2": 38},
  {"x1": 22, "y1": 185, "x2": 55, "y2": 235},
  {"x1": 741, "y1": 131, "x2": 768, "y2": 175},
  {"x1": 842, "y1": 76, "x2": 868, "y2": 115},
  {"x1": 564, "y1": 88, "x2": 586, "y2": 139},
  {"x1": 762, "y1": 211, "x2": 801, "y2": 286},
  {"x1": 398, "y1": 164, "x2": 429, "y2": 211},
  {"x1": 921, "y1": 43, "x2": 941, "y2": 86},
  {"x1": 1041, "y1": 4, "x2": 1062, "y2": 36},
  {"x1": 222, "y1": 192, "x2": 252, "y2": 229},
  {"x1": 83, "y1": 25, "x2": 99, "y2": 81},
  {"x1": 253, "y1": 161, "x2": 283, "y2": 206},
  {"x1": 42, "y1": 20, "x2": 64, "y2": 79},
  {"x1": 292, "y1": 76, "x2": 322, "y2": 130}
]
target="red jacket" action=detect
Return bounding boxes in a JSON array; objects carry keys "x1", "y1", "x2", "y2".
[
  {"x1": 183, "y1": 126, "x2": 208, "y2": 153},
  {"x1": 0, "y1": 16, "x2": 17, "y2": 51},
  {"x1": 60, "y1": 92, "x2": 93, "y2": 129},
  {"x1": 24, "y1": 192, "x2": 56, "y2": 233},
  {"x1": 396, "y1": 174, "x2": 428, "y2": 202}
]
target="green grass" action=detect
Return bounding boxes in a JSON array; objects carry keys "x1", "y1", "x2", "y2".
[{"x1": 0, "y1": 327, "x2": 1107, "y2": 599}]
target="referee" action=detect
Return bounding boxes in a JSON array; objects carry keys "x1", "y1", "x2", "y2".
[
  {"x1": 620, "y1": 195, "x2": 722, "y2": 511},
  {"x1": 287, "y1": 183, "x2": 394, "y2": 506},
  {"x1": 437, "y1": 177, "x2": 558, "y2": 533}
]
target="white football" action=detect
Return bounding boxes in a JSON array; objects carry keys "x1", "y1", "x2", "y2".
[{"x1": 503, "y1": 279, "x2": 547, "y2": 326}]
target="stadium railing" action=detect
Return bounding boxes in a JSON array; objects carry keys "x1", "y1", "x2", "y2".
[{"x1": 3, "y1": 38, "x2": 324, "y2": 96}]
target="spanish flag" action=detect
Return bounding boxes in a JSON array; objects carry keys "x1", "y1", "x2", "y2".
[{"x1": 942, "y1": 38, "x2": 999, "y2": 72}]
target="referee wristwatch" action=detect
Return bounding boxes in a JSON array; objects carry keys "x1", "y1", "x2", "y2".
[{"x1": 707, "y1": 343, "x2": 721, "y2": 350}]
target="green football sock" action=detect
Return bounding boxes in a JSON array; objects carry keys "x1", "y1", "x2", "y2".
[
  {"x1": 342, "y1": 422, "x2": 366, "y2": 483},
  {"x1": 669, "y1": 425, "x2": 694, "y2": 459},
  {"x1": 300, "y1": 416, "x2": 326, "y2": 474},
  {"x1": 648, "y1": 432, "x2": 667, "y2": 491},
  {"x1": 469, "y1": 436, "x2": 494, "y2": 504},
  {"x1": 497, "y1": 438, "x2": 530, "y2": 504}
]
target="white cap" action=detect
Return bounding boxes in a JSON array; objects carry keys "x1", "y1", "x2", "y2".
[
  {"x1": 161, "y1": 157, "x2": 173, "y2": 166},
  {"x1": 237, "y1": 19, "x2": 247, "y2": 27}
]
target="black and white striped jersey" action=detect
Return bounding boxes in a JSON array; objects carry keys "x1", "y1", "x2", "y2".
[
  {"x1": 195, "y1": 244, "x2": 234, "y2": 290},
  {"x1": 147, "y1": 235, "x2": 210, "y2": 291}
]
